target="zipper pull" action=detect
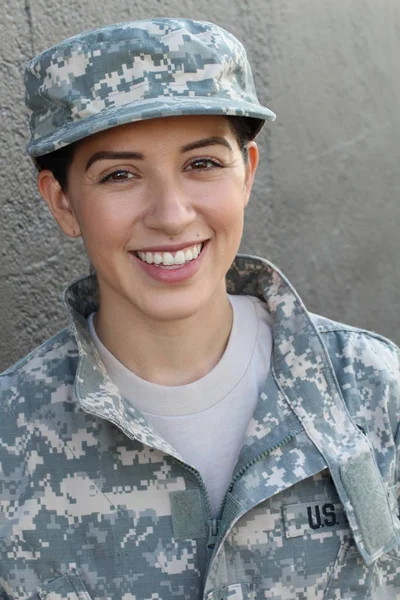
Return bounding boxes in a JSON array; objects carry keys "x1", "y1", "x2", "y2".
[{"x1": 207, "y1": 518, "x2": 219, "y2": 551}]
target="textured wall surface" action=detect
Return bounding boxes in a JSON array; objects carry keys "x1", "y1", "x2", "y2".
[{"x1": 1, "y1": 0, "x2": 399, "y2": 370}]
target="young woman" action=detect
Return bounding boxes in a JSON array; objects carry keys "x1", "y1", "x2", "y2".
[{"x1": 1, "y1": 18, "x2": 399, "y2": 600}]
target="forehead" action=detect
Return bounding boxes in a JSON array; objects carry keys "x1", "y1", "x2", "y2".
[{"x1": 74, "y1": 114, "x2": 235, "y2": 154}]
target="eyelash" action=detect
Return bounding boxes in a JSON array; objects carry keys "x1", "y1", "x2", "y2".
[
  {"x1": 100, "y1": 170, "x2": 134, "y2": 184},
  {"x1": 99, "y1": 157, "x2": 224, "y2": 184},
  {"x1": 185, "y1": 158, "x2": 224, "y2": 171}
]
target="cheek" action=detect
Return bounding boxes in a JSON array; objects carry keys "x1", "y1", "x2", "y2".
[
  {"x1": 76, "y1": 197, "x2": 137, "y2": 248},
  {"x1": 202, "y1": 182, "x2": 246, "y2": 234},
  {"x1": 210, "y1": 207, "x2": 244, "y2": 236}
]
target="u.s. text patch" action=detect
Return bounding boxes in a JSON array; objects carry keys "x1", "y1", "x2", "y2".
[{"x1": 282, "y1": 500, "x2": 349, "y2": 538}]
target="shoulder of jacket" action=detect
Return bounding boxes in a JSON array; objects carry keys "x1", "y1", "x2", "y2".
[
  {"x1": 0, "y1": 327, "x2": 78, "y2": 391},
  {"x1": 310, "y1": 311, "x2": 399, "y2": 346},
  {"x1": 310, "y1": 312, "x2": 400, "y2": 370}
]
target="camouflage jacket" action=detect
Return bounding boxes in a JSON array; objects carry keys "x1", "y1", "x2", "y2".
[{"x1": 1, "y1": 255, "x2": 400, "y2": 600}]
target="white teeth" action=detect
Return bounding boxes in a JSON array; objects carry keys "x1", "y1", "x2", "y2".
[
  {"x1": 136, "y1": 243, "x2": 203, "y2": 266},
  {"x1": 174, "y1": 250, "x2": 185, "y2": 265},
  {"x1": 162, "y1": 252, "x2": 174, "y2": 266}
]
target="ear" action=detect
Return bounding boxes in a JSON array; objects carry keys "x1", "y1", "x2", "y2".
[
  {"x1": 243, "y1": 141, "x2": 259, "y2": 207},
  {"x1": 37, "y1": 170, "x2": 81, "y2": 238}
]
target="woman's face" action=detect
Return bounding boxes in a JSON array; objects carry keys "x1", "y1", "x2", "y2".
[{"x1": 39, "y1": 115, "x2": 259, "y2": 323}]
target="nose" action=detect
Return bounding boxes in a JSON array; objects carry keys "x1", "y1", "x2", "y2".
[{"x1": 143, "y1": 178, "x2": 196, "y2": 235}]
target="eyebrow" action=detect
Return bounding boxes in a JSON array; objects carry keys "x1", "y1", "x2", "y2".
[
  {"x1": 85, "y1": 151, "x2": 143, "y2": 171},
  {"x1": 180, "y1": 136, "x2": 233, "y2": 153},
  {"x1": 85, "y1": 136, "x2": 233, "y2": 171}
]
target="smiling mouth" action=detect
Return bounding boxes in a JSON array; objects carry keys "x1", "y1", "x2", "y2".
[{"x1": 134, "y1": 243, "x2": 204, "y2": 267}]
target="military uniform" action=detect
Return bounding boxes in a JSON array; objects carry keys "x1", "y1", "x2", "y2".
[{"x1": 1, "y1": 255, "x2": 400, "y2": 600}]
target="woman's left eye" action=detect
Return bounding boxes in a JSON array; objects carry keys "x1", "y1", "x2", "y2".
[
  {"x1": 100, "y1": 170, "x2": 135, "y2": 183},
  {"x1": 185, "y1": 158, "x2": 223, "y2": 171}
]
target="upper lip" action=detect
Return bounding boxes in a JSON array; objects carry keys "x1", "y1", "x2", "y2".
[{"x1": 131, "y1": 240, "x2": 207, "y2": 253}]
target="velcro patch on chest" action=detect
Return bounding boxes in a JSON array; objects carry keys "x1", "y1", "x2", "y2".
[
  {"x1": 170, "y1": 489, "x2": 206, "y2": 540},
  {"x1": 282, "y1": 500, "x2": 349, "y2": 538}
]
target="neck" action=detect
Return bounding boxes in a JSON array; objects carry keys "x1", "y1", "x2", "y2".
[{"x1": 94, "y1": 285, "x2": 233, "y2": 386}]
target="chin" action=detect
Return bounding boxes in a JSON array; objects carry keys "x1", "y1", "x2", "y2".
[
  {"x1": 139, "y1": 299, "x2": 203, "y2": 323},
  {"x1": 133, "y1": 284, "x2": 216, "y2": 322}
]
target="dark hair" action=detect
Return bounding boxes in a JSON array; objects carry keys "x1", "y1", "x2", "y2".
[
  {"x1": 226, "y1": 115, "x2": 263, "y2": 162},
  {"x1": 34, "y1": 142, "x2": 78, "y2": 193},
  {"x1": 34, "y1": 116, "x2": 262, "y2": 192}
]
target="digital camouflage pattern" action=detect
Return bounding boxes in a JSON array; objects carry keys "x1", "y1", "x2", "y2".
[
  {"x1": 24, "y1": 18, "x2": 276, "y2": 157},
  {"x1": 1, "y1": 255, "x2": 400, "y2": 600}
]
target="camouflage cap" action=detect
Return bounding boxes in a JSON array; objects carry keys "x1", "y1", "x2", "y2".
[{"x1": 24, "y1": 18, "x2": 276, "y2": 157}]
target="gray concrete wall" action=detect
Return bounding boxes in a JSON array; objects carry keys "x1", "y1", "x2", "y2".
[{"x1": 1, "y1": 0, "x2": 399, "y2": 371}]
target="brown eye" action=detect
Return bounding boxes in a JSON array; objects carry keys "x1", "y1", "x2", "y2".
[
  {"x1": 186, "y1": 159, "x2": 223, "y2": 171},
  {"x1": 100, "y1": 170, "x2": 135, "y2": 183}
]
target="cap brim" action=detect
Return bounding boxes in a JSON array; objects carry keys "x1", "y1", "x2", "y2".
[{"x1": 27, "y1": 96, "x2": 276, "y2": 157}]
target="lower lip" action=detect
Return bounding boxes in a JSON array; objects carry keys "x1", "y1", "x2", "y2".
[{"x1": 131, "y1": 244, "x2": 208, "y2": 284}]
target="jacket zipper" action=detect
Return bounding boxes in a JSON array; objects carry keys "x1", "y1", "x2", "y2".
[
  {"x1": 207, "y1": 517, "x2": 219, "y2": 551},
  {"x1": 176, "y1": 432, "x2": 295, "y2": 555},
  {"x1": 223, "y1": 432, "x2": 295, "y2": 502},
  {"x1": 214, "y1": 432, "x2": 296, "y2": 535}
]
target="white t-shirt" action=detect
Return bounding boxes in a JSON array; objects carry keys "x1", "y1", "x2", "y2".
[{"x1": 87, "y1": 294, "x2": 273, "y2": 516}]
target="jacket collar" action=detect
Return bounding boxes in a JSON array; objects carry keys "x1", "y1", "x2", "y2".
[
  {"x1": 63, "y1": 253, "x2": 313, "y2": 457},
  {"x1": 62, "y1": 253, "x2": 370, "y2": 466}
]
